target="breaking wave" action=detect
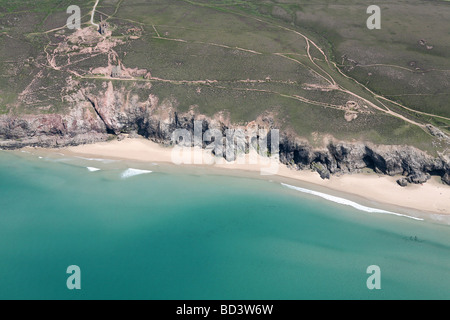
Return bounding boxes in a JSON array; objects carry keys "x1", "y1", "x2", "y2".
[
  {"x1": 121, "y1": 168, "x2": 152, "y2": 179},
  {"x1": 281, "y1": 183, "x2": 423, "y2": 221},
  {"x1": 75, "y1": 156, "x2": 118, "y2": 164}
]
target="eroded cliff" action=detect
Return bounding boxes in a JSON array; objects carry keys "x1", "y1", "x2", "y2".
[{"x1": 1, "y1": 80, "x2": 449, "y2": 187}]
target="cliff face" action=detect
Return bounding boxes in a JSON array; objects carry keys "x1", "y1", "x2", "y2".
[
  {"x1": 1, "y1": 81, "x2": 449, "y2": 186},
  {"x1": 279, "y1": 138, "x2": 449, "y2": 185},
  {"x1": 0, "y1": 113, "x2": 108, "y2": 148}
]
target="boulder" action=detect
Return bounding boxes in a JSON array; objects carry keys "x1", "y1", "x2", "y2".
[
  {"x1": 312, "y1": 162, "x2": 330, "y2": 180},
  {"x1": 442, "y1": 173, "x2": 450, "y2": 186},
  {"x1": 407, "y1": 173, "x2": 431, "y2": 184},
  {"x1": 397, "y1": 178, "x2": 408, "y2": 187}
]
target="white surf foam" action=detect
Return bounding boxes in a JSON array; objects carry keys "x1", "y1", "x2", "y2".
[
  {"x1": 87, "y1": 167, "x2": 101, "y2": 172},
  {"x1": 121, "y1": 168, "x2": 152, "y2": 179},
  {"x1": 75, "y1": 156, "x2": 118, "y2": 164},
  {"x1": 281, "y1": 183, "x2": 423, "y2": 221}
]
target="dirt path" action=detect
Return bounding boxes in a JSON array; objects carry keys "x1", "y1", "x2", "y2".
[
  {"x1": 90, "y1": 0, "x2": 100, "y2": 28},
  {"x1": 38, "y1": 0, "x2": 448, "y2": 131},
  {"x1": 178, "y1": 1, "x2": 449, "y2": 132}
]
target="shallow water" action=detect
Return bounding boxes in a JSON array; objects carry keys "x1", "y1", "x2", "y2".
[{"x1": 0, "y1": 151, "x2": 449, "y2": 299}]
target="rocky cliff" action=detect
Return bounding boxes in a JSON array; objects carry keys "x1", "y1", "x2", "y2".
[{"x1": 1, "y1": 80, "x2": 449, "y2": 186}]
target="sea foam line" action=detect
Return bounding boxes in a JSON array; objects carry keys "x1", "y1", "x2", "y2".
[
  {"x1": 121, "y1": 168, "x2": 152, "y2": 179},
  {"x1": 281, "y1": 183, "x2": 423, "y2": 221},
  {"x1": 87, "y1": 167, "x2": 101, "y2": 172},
  {"x1": 75, "y1": 156, "x2": 117, "y2": 164}
]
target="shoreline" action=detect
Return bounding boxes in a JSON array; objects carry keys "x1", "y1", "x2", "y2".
[{"x1": 21, "y1": 137, "x2": 450, "y2": 223}]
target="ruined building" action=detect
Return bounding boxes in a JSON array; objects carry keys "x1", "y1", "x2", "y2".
[
  {"x1": 99, "y1": 15, "x2": 108, "y2": 35},
  {"x1": 111, "y1": 64, "x2": 122, "y2": 78}
]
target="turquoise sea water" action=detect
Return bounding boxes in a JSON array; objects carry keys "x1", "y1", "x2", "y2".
[{"x1": 0, "y1": 150, "x2": 449, "y2": 300}]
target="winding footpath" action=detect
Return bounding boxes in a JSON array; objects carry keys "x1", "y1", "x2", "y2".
[
  {"x1": 41, "y1": 0, "x2": 450, "y2": 131},
  {"x1": 90, "y1": 0, "x2": 100, "y2": 28}
]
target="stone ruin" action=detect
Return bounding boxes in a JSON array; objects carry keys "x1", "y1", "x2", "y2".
[{"x1": 99, "y1": 15, "x2": 108, "y2": 35}]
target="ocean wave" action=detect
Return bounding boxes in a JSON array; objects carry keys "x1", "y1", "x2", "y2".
[
  {"x1": 281, "y1": 183, "x2": 423, "y2": 221},
  {"x1": 87, "y1": 167, "x2": 101, "y2": 172},
  {"x1": 53, "y1": 158, "x2": 74, "y2": 163},
  {"x1": 75, "y1": 156, "x2": 118, "y2": 164},
  {"x1": 121, "y1": 168, "x2": 152, "y2": 179}
]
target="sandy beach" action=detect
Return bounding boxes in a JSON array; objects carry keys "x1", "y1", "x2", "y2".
[{"x1": 27, "y1": 137, "x2": 450, "y2": 219}]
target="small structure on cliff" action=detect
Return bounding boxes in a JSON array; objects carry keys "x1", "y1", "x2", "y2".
[
  {"x1": 111, "y1": 63, "x2": 122, "y2": 78},
  {"x1": 99, "y1": 15, "x2": 108, "y2": 35}
]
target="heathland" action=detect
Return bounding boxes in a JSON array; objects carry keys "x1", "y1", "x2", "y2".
[{"x1": 0, "y1": 0, "x2": 449, "y2": 184}]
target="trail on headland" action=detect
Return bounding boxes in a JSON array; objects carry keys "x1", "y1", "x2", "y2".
[{"x1": 90, "y1": 0, "x2": 100, "y2": 28}]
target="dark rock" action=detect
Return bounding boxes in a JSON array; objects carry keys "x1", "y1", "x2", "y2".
[
  {"x1": 442, "y1": 173, "x2": 450, "y2": 186},
  {"x1": 312, "y1": 162, "x2": 330, "y2": 180},
  {"x1": 397, "y1": 178, "x2": 408, "y2": 187},
  {"x1": 407, "y1": 173, "x2": 431, "y2": 184},
  {"x1": 1, "y1": 80, "x2": 449, "y2": 188}
]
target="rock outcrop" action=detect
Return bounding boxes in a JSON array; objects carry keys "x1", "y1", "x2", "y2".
[
  {"x1": 1, "y1": 81, "x2": 449, "y2": 186},
  {"x1": 278, "y1": 136, "x2": 449, "y2": 185},
  {"x1": 397, "y1": 178, "x2": 408, "y2": 187}
]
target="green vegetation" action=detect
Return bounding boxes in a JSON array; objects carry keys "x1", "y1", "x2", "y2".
[{"x1": 0, "y1": 0, "x2": 449, "y2": 155}]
